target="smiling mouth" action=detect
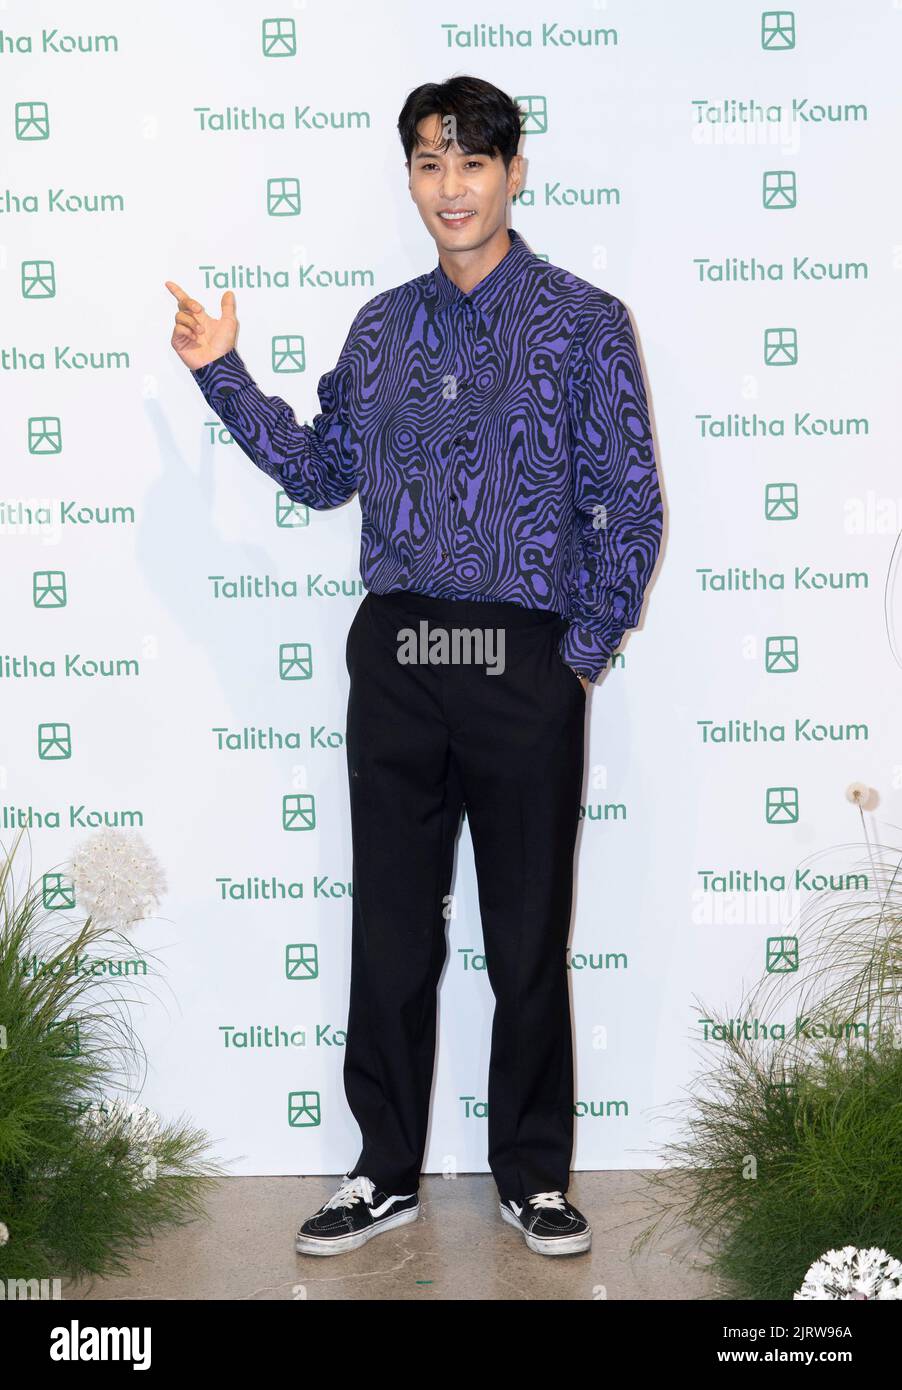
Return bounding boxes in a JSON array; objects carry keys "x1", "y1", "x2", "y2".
[{"x1": 438, "y1": 210, "x2": 477, "y2": 222}]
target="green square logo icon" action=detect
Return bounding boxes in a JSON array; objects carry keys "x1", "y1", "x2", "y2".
[
  {"x1": 267, "y1": 177, "x2": 300, "y2": 217},
  {"x1": 22, "y1": 259, "x2": 56, "y2": 298},
  {"x1": 766, "y1": 785, "x2": 798, "y2": 824},
  {"x1": 766, "y1": 936, "x2": 798, "y2": 972},
  {"x1": 272, "y1": 335, "x2": 305, "y2": 373},
  {"x1": 48, "y1": 1019, "x2": 80, "y2": 1057},
  {"x1": 16, "y1": 100, "x2": 50, "y2": 140},
  {"x1": 283, "y1": 793, "x2": 316, "y2": 831},
  {"x1": 34, "y1": 570, "x2": 67, "y2": 607},
  {"x1": 764, "y1": 327, "x2": 797, "y2": 366},
  {"x1": 38, "y1": 722, "x2": 71, "y2": 760},
  {"x1": 276, "y1": 493, "x2": 309, "y2": 527},
  {"x1": 262, "y1": 17, "x2": 296, "y2": 57},
  {"x1": 764, "y1": 483, "x2": 797, "y2": 521},
  {"x1": 288, "y1": 1089, "x2": 320, "y2": 1127},
  {"x1": 43, "y1": 872, "x2": 75, "y2": 909},
  {"x1": 29, "y1": 416, "x2": 62, "y2": 454},
  {"x1": 279, "y1": 643, "x2": 313, "y2": 681},
  {"x1": 763, "y1": 170, "x2": 796, "y2": 209},
  {"x1": 515, "y1": 94, "x2": 547, "y2": 134},
  {"x1": 765, "y1": 635, "x2": 798, "y2": 674},
  {"x1": 286, "y1": 943, "x2": 318, "y2": 980},
  {"x1": 761, "y1": 10, "x2": 795, "y2": 50}
]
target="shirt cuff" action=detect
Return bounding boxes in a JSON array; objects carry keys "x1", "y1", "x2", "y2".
[
  {"x1": 190, "y1": 348, "x2": 255, "y2": 410},
  {"x1": 558, "y1": 620, "x2": 616, "y2": 684}
]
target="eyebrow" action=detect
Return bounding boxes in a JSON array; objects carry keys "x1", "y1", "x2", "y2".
[{"x1": 412, "y1": 149, "x2": 490, "y2": 161}]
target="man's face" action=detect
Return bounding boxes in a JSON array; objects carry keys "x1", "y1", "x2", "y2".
[{"x1": 407, "y1": 113, "x2": 521, "y2": 251}]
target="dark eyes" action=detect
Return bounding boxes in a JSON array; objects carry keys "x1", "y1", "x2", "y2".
[{"x1": 421, "y1": 161, "x2": 483, "y2": 172}]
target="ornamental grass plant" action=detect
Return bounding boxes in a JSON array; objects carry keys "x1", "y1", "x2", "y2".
[
  {"x1": 630, "y1": 822, "x2": 902, "y2": 1300},
  {"x1": 0, "y1": 827, "x2": 224, "y2": 1283}
]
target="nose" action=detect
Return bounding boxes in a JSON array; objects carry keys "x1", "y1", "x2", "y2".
[{"x1": 439, "y1": 172, "x2": 467, "y2": 201}]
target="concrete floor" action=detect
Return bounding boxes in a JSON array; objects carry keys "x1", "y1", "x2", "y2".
[{"x1": 65, "y1": 1171, "x2": 718, "y2": 1300}]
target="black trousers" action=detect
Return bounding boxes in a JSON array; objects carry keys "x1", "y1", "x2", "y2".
[{"x1": 342, "y1": 588, "x2": 586, "y2": 1203}]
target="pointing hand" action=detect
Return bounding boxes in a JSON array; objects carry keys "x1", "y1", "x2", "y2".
[{"x1": 165, "y1": 281, "x2": 238, "y2": 370}]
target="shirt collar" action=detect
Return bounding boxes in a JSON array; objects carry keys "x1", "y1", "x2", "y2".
[{"x1": 429, "y1": 227, "x2": 535, "y2": 317}]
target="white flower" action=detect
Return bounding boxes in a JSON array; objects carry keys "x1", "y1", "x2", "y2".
[
  {"x1": 137, "y1": 1155, "x2": 158, "y2": 1190},
  {"x1": 68, "y1": 828, "x2": 167, "y2": 930},
  {"x1": 0, "y1": 1221, "x2": 9, "y2": 1246},
  {"x1": 795, "y1": 1245, "x2": 902, "y2": 1299},
  {"x1": 845, "y1": 781, "x2": 871, "y2": 806},
  {"x1": 79, "y1": 1098, "x2": 162, "y2": 1148},
  {"x1": 78, "y1": 1099, "x2": 163, "y2": 1190}
]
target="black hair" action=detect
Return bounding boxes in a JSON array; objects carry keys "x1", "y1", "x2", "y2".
[{"x1": 397, "y1": 75, "x2": 523, "y2": 172}]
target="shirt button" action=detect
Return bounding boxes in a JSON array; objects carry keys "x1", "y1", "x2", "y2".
[{"x1": 441, "y1": 548, "x2": 448, "y2": 559}]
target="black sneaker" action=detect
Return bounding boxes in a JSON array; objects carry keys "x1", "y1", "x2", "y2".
[
  {"x1": 499, "y1": 1190, "x2": 592, "y2": 1255},
  {"x1": 294, "y1": 1174, "x2": 420, "y2": 1256}
]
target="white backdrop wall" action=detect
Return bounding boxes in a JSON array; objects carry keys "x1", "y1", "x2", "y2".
[{"x1": 4, "y1": 0, "x2": 902, "y2": 1177}]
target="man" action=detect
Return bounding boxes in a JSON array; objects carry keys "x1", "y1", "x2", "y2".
[{"x1": 167, "y1": 75, "x2": 662, "y2": 1259}]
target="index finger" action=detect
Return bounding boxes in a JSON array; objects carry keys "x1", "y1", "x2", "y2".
[{"x1": 164, "y1": 280, "x2": 203, "y2": 313}]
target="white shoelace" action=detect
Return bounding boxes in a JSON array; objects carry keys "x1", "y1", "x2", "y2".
[
  {"x1": 527, "y1": 1191, "x2": 566, "y2": 1210},
  {"x1": 323, "y1": 1175, "x2": 375, "y2": 1210}
]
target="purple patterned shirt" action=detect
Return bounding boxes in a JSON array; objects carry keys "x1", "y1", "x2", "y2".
[{"x1": 190, "y1": 227, "x2": 662, "y2": 682}]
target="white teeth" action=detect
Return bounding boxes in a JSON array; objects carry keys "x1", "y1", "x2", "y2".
[{"x1": 440, "y1": 211, "x2": 475, "y2": 220}]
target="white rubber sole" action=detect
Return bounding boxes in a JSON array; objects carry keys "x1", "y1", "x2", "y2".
[
  {"x1": 295, "y1": 1203, "x2": 420, "y2": 1256},
  {"x1": 499, "y1": 1202, "x2": 592, "y2": 1256}
]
